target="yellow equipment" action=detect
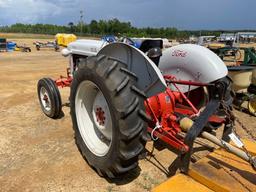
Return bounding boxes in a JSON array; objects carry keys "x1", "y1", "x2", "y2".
[
  {"x1": 207, "y1": 43, "x2": 226, "y2": 50},
  {"x1": 55, "y1": 33, "x2": 77, "y2": 47},
  {"x1": 153, "y1": 139, "x2": 256, "y2": 192}
]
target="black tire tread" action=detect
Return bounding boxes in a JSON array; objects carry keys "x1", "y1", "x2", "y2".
[
  {"x1": 120, "y1": 67, "x2": 138, "y2": 80},
  {"x1": 119, "y1": 97, "x2": 139, "y2": 119},
  {"x1": 115, "y1": 76, "x2": 130, "y2": 94},
  {"x1": 120, "y1": 121, "x2": 144, "y2": 140},
  {"x1": 131, "y1": 85, "x2": 147, "y2": 98},
  {"x1": 104, "y1": 60, "x2": 118, "y2": 77},
  {"x1": 119, "y1": 142, "x2": 144, "y2": 161},
  {"x1": 47, "y1": 78, "x2": 62, "y2": 117}
]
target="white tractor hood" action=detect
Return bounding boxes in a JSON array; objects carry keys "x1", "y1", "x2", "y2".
[{"x1": 66, "y1": 39, "x2": 108, "y2": 56}]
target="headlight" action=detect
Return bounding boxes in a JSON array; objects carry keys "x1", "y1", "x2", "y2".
[{"x1": 61, "y1": 48, "x2": 71, "y2": 57}]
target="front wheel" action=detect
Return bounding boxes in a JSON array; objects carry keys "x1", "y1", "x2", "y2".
[
  {"x1": 70, "y1": 55, "x2": 147, "y2": 178},
  {"x1": 37, "y1": 78, "x2": 62, "y2": 118}
]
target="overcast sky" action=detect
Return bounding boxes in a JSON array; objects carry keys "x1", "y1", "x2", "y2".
[{"x1": 0, "y1": 0, "x2": 255, "y2": 30}]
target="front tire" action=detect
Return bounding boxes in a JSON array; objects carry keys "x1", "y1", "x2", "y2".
[
  {"x1": 37, "y1": 78, "x2": 62, "y2": 118},
  {"x1": 70, "y1": 55, "x2": 147, "y2": 178}
]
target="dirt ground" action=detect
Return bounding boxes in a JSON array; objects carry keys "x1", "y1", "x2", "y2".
[{"x1": 0, "y1": 37, "x2": 255, "y2": 192}]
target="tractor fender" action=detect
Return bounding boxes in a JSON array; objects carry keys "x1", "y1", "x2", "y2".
[
  {"x1": 158, "y1": 44, "x2": 228, "y2": 92},
  {"x1": 98, "y1": 42, "x2": 166, "y2": 97}
]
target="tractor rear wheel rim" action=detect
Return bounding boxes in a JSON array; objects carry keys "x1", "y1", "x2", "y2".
[
  {"x1": 75, "y1": 80, "x2": 113, "y2": 156},
  {"x1": 40, "y1": 87, "x2": 51, "y2": 111}
]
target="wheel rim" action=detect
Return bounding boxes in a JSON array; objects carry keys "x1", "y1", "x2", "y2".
[
  {"x1": 248, "y1": 96, "x2": 256, "y2": 116},
  {"x1": 75, "y1": 80, "x2": 113, "y2": 156},
  {"x1": 40, "y1": 87, "x2": 52, "y2": 112}
]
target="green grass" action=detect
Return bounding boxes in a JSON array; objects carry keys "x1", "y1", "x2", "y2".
[{"x1": 0, "y1": 32, "x2": 100, "y2": 40}]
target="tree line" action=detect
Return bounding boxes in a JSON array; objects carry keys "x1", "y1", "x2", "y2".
[{"x1": 0, "y1": 18, "x2": 251, "y2": 39}]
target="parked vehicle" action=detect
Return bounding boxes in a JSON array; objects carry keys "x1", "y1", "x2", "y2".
[
  {"x1": 37, "y1": 39, "x2": 255, "y2": 180},
  {"x1": 0, "y1": 38, "x2": 7, "y2": 51},
  {"x1": 229, "y1": 66, "x2": 256, "y2": 116},
  {"x1": 34, "y1": 41, "x2": 59, "y2": 51}
]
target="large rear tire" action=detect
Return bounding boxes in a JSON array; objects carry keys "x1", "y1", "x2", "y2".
[{"x1": 70, "y1": 55, "x2": 147, "y2": 178}]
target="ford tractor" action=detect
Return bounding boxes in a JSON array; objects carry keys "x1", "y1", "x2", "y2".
[{"x1": 37, "y1": 38, "x2": 256, "y2": 179}]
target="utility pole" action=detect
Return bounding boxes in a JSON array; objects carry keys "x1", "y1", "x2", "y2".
[{"x1": 80, "y1": 10, "x2": 84, "y2": 35}]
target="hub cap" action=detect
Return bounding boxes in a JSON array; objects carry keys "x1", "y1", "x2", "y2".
[{"x1": 40, "y1": 87, "x2": 51, "y2": 111}]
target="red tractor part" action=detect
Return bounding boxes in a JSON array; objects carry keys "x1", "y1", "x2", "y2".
[
  {"x1": 144, "y1": 76, "x2": 226, "y2": 157},
  {"x1": 55, "y1": 68, "x2": 73, "y2": 88}
]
